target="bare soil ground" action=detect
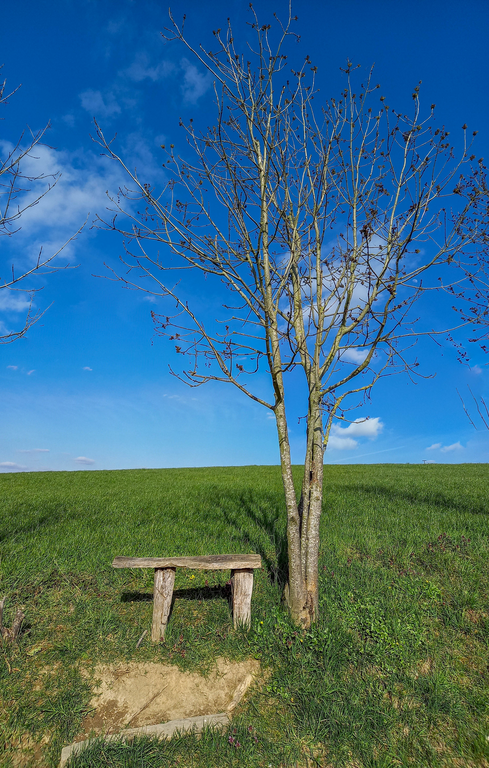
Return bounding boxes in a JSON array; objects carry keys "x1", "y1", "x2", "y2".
[
  {"x1": 78, "y1": 657, "x2": 260, "y2": 740},
  {"x1": 12, "y1": 658, "x2": 260, "y2": 767}
]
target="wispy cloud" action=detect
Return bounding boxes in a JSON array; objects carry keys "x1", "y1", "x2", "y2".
[
  {"x1": 426, "y1": 441, "x2": 464, "y2": 453},
  {"x1": 328, "y1": 445, "x2": 406, "y2": 463},
  {"x1": 17, "y1": 448, "x2": 49, "y2": 453},
  {"x1": 124, "y1": 53, "x2": 176, "y2": 82},
  {"x1": 181, "y1": 58, "x2": 213, "y2": 104},
  {"x1": 0, "y1": 461, "x2": 27, "y2": 471},
  {"x1": 0, "y1": 141, "x2": 127, "y2": 271},
  {"x1": 122, "y1": 52, "x2": 211, "y2": 106},
  {"x1": 79, "y1": 89, "x2": 121, "y2": 118},
  {"x1": 0, "y1": 292, "x2": 31, "y2": 313},
  {"x1": 62, "y1": 113, "x2": 75, "y2": 127},
  {"x1": 27, "y1": 370, "x2": 35, "y2": 376},
  {"x1": 83, "y1": 366, "x2": 93, "y2": 371},
  {"x1": 74, "y1": 456, "x2": 95, "y2": 465},
  {"x1": 7, "y1": 365, "x2": 18, "y2": 370},
  {"x1": 440, "y1": 442, "x2": 464, "y2": 453}
]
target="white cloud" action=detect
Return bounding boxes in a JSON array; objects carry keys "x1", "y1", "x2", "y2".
[
  {"x1": 328, "y1": 435, "x2": 358, "y2": 451},
  {"x1": 333, "y1": 417, "x2": 383, "y2": 439},
  {"x1": 74, "y1": 456, "x2": 95, "y2": 465},
  {"x1": 423, "y1": 460, "x2": 436, "y2": 464},
  {"x1": 340, "y1": 347, "x2": 370, "y2": 364},
  {"x1": 0, "y1": 461, "x2": 27, "y2": 471},
  {"x1": 17, "y1": 448, "x2": 49, "y2": 453},
  {"x1": 79, "y1": 89, "x2": 121, "y2": 118},
  {"x1": 7, "y1": 365, "x2": 18, "y2": 370},
  {"x1": 327, "y1": 417, "x2": 383, "y2": 452},
  {"x1": 27, "y1": 370, "x2": 35, "y2": 376},
  {"x1": 440, "y1": 442, "x2": 464, "y2": 453},
  {"x1": 471, "y1": 365, "x2": 483, "y2": 375},
  {"x1": 181, "y1": 58, "x2": 213, "y2": 104},
  {"x1": 83, "y1": 366, "x2": 93, "y2": 371},
  {"x1": 426, "y1": 443, "x2": 441, "y2": 450}
]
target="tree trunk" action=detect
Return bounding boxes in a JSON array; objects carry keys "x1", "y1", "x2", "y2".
[
  {"x1": 299, "y1": 396, "x2": 324, "y2": 624},
  {"x1": 274, "y1": 399, "x2": 310, "y2": 626},
  {"x1": 274, "y1": 394, "x2": 325, "y2": 628},
  {"x1": 276, "y1": 392, "x2": 324, "y2": 629}
]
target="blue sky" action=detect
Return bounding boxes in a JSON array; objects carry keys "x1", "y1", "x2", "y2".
[{"x1": 1, "y1": 0, "x2": 489, "y2": 472}]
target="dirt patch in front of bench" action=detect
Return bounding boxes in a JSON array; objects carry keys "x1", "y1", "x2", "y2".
[{"x1": 77, "y1": 657, "x2": 260, "y2": 740}]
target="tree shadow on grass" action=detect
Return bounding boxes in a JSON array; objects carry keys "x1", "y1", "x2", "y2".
[
  {"x1": 0, "y1": 506, "x2": 76, "y2": 543},
  {"x1": 195, "y1": 486, "x2": 289, "y2": 589},
  {"x1": 342, "y1": 483, "x2": 489, "y2": 517}
]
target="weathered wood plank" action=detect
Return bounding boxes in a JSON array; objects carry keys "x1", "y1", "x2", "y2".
[
  {"x1": 113, "y1": 554, "x2": 262, "y2": 571},
  {"x1": 231, "y1": 568, "x2": 254, "y2": 629},
  {"x1": 151, "y1": 568, "x2": 175, "y2": 642}
]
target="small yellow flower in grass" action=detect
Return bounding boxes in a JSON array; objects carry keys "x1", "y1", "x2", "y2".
[
  {"x1": 260, "y1": 621, "x2": 263, "y2": 624},
  {"x1": 190, "y1": 574, "x2": 195, "y2": 579}
]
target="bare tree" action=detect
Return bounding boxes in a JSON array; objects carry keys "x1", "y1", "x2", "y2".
[
  {"x1": 95, "y1": 10, "x2": 488, "y2": 626},
  {"x1": 1, "y1": 73, "x2": 82, "y2": 343}
]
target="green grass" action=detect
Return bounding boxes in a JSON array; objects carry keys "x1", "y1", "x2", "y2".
[{"x1": 1, "y1": 464, "x2": 488, "y2": 767}]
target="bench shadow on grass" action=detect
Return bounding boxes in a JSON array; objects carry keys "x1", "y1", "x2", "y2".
[{"x1": 120, "y1": 584, "x2": 233, "y2": 624}]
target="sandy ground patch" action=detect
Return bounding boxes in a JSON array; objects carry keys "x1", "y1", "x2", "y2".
[{"x1": 77, "y1": 656, "x2": 260, "y2": 740}]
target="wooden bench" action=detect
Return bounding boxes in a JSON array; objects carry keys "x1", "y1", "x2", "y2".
[{"x1": 112, "y1": 554, "x2": 262, "y2": 642}]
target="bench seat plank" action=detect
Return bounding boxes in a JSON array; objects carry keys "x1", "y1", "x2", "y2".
[{"x1": 112, "y1": 554, "x2": 262, "y2": 571}]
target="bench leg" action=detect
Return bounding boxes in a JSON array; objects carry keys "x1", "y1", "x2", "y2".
[
  {"x1": 151, "y1": 567, "x2": 175, "y2": 642},
  {"x1": 231, "y1": 568, "x2": 254, "y2": 629}
]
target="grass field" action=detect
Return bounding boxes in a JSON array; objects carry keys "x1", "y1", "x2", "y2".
[{"x1": 1, "y1": 464, "x2": 488, "y2": 767}]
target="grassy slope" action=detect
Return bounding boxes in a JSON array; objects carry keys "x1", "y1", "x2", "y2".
[{"x1": 1, "y1": 464, "x2": 488, "y2": 767}]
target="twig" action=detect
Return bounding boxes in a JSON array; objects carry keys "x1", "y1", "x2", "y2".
[
  {"x1": 136, "y1": 629, "x2": 148, "y2": 649},
  {"x1": 124, "y1": 684, "x2": 168, "y2": 728}
]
